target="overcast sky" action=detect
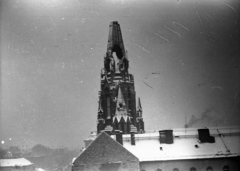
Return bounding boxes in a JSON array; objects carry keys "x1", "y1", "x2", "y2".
[{"x1": 0, "y1": 0, "x2": 239, "y2": 148}]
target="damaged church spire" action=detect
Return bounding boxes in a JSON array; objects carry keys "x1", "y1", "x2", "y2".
[{"x1": 97, "y1": 21, "x2": 144, "y2": 134}]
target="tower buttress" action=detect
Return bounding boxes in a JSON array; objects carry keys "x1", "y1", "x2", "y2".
[
  {"x1": 97, "y1": 99, "x2": 104, "y2": 134},
  {"x1": 136, "y1": 97, "x2": 142, "y2": 117},
  {"x1": 136, "y1": 97, "x2": 144, "y2": 132}
]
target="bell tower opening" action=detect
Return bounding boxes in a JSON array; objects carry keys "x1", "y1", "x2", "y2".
[{"x1": 113, "y1": 44, "x2": 124, "y2": 60}]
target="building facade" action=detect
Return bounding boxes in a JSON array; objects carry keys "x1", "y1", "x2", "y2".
[
  {"x1": 77, "y1": 127, "x2": 240, "y2": 171},
  {"x1": 122, "y1": 127, "x2": 240, "y2": 171}
]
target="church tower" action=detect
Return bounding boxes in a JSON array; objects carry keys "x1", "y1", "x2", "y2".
[{"x1": 97, "y1": 21, "x2": 144, "y2": 134}]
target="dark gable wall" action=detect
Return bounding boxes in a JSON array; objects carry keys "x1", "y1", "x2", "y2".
[{"x1": 72, "y1": 132, "x2": 140, "y2": 171}]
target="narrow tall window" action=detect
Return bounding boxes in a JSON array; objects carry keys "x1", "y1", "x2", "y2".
[
  {"x1": 128, "y1": 89, "x2": 131, "y2": 112},
  {"x1": 107, "y1": 97, "x2": 111, "y2": 119},
  {"x1": 118, "y1": 123, "x2": 122, "y2": 131},
  {"x1": 121, "y1": 122, "x2": 124, "y2": 132},
  {"x1": 114, "y1": 120, "x2": 118, "y2": 130}
]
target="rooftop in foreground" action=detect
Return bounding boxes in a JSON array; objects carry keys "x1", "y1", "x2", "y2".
[{"x1": 84, "y1": 126, "x2": 240, "y2": 162}]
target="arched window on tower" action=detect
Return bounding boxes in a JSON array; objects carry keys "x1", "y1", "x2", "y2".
[
  {"x1": 206, "y1": 166, "x2": 213, "y2": 171},
  {"x1": 107, "y1": 96, "x2": 111, "y2": 119},
  {"x1": 223, "y1": 166, "x2": 230, "y2": 171},
  {"x1": 173, "y1": 168, "x2": 179, "y2": 171},
  {"x1": 156, "y1": 169, "x2": 162, "y2": 171}
]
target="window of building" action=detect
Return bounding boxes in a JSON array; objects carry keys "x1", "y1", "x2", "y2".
[
  {"x1": 190, "y1": 167, "x2": 196, "y2": 171},
  {"x1": 173, "y1": 168, "x2": 179, "y2": 171},
  {"x1": 206, "y1": 166, "x2": 213, "y2": 171},
  {"x1": 156, "y1": 169, "x2": 162, "y2": 171},
  {"x1": 223, "y1": 166, "x2": 229, "y2": 171},
  {"x1": 128, "y1": 89, "x2": 131, "y2": 110}
]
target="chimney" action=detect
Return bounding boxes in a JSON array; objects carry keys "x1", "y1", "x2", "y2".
[
  {"x1": 159, "y1": 130, "x2": 173, "y2": 144},
  {"x1": 115, "y1": 130, "x2": 123, "y2": 145},
  {"x1": 198, "y1": 128, "x2": 215, "y2": 143},
  {"x1": 131, "y1": 133, "x2": 135, "y2": 145}
]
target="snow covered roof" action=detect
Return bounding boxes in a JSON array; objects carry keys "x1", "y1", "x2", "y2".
[
  {"x1": 83, "y1": 126, "x2": 240, "y2": 162},
  {"x1": 0, "y1": 158, "x2": 33, "y2": 167},
  {"x1": 121, "y1": 126, "x2": 240, "y2": 162},
  {"x1": 35, "y1": 168, "x2": 46, "y2": 171}
]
